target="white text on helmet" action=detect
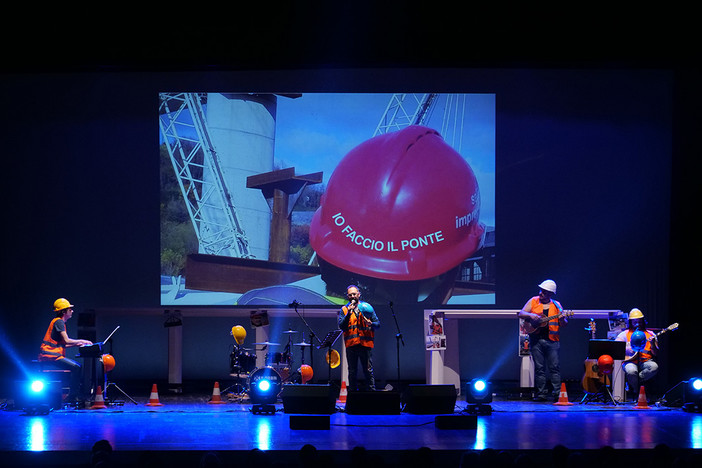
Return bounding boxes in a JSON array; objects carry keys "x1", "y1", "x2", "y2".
[{"x1": 332, "y1": 212, "x2": 446, "y2": 254}]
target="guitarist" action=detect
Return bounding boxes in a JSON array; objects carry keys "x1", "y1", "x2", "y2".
[
  {"x1": 614, "y1": 308, "x2": 659, "y2": 400},
  {"x1": 517, "y1": 279, "x2": 568, "y2": 402}
]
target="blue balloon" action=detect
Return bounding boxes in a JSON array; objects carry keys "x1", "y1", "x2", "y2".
[{"x1": 631, "y1": 330, "x2": 647, "y2": 352}]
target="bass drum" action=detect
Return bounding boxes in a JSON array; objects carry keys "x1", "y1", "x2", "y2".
[
  {"x1": 272, "y1": 364, "x2": 291, "y2": 383},
  {"x1": 247, "y1": 366, "x2": 283, "y2": 396}
]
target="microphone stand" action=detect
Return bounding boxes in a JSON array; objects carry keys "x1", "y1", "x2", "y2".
[{"x1": 389, "y1": 301, "x2": 404, "y2": 390}]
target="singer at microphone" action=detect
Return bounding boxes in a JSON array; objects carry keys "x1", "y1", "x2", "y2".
[{"x1": 337, "y1": 284, "x2": 380, "y2": 392}]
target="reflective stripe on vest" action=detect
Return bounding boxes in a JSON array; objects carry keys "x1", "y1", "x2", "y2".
[
  {"x1": 626, "y1": 330, "x2": 654, "y2": 361},
  {"x1": 342, "y1": 306, "x2": 375, "y2": 348},
  {"x1": 530, "y1": 297, "x2": 562, "y2": 341},
  {"x1": 38, "y1": 317, "x2": 66, "y2": 361}
]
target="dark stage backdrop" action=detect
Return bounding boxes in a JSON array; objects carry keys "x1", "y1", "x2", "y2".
[{"x1": 1, "y1": 67, "x2": 696, "y2": 394}]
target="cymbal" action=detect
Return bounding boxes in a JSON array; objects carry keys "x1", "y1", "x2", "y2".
[
  {"x1": 282, "y1": 329, "x2": 298, "y2": 334},
  {"x1": 253, "y1": 342, "x2": 280, "y2": 346},
  {"x1": 294, "y1": 342, "x2": 312, "y2": 347}
]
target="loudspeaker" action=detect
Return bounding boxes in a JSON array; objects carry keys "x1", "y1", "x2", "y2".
[
  {"x1": 402, "y1": 384, "x2": 457, "y2": 414},
  {"x1": 281, "y1": 384, "x2": 337, "y2": 414},
  {"x1": 289, "y1": 415, "x2": 331, "y2": 430},
  {"x1": 435, "y1": 414, "x2": 478, "y2": 430},
  {"x1": 345, "y1": 391, "x2": 401, "y2": 414}
]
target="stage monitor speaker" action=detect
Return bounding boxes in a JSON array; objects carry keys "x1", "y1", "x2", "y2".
[
  {"x1": 289, "y1": 415, "x2": 331, "y2": 430},
  {"x1": 345, "y1": 391, "x2": 401, "y2": 415},
  {"x1": 402, "y1": 384, "x2": 457, "y2": 414},
  {"x1": 281, "y1": 384, "x2": 337, "y2": 414},
  {"x1": 435, "y1": 414, "x2": 478, "y2": 430}
]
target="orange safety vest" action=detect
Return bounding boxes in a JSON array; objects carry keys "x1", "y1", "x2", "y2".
[
  {"x1": 38, "y1": 317, "x2": 66, "y2": 361},
  {"x1": 529, "y1": 297, "x2": 563, "y2": 341},
  {"x1": 341, "y1": 305, "x2": 375, "y2": 348},
  {"x1": 625, "y1": 329, "x2": 654, "y2": 362}
]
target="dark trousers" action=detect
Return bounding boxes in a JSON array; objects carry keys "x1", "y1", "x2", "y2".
[
  {"x1": 346, "y1": 344, "x2": 375, "y2": 391},
  {"x1": 45, "y1": 357, "x2": 83, "y2": 399},
  {"x1": 531, "y1": 337, "x2": 561, "y2": 398}
]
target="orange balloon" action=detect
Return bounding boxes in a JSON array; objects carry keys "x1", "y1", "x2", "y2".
[
  {"x1": 299, "y1": 364, "x2": 313, "y2": 384},
  {"x1": 102, "y1": 354, "x2": 116, "y2": 372}
]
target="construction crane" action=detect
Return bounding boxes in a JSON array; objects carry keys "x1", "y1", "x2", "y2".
[
  {"x1": 374, "y1": 93, "x2": 470, "y2": 154},
  {"x1": 374, "y1": 93, "x2": 493, "y2": 289},
  {"x1": 159, "y1": 92, "x2": 252, "y2": 258}
]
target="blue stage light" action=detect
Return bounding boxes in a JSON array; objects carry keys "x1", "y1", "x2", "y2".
[
  {"x1": 30, "y1": 380, "x2": 45, "y2": 393},
  {"x1": 683, "y1": 378, "x2": 702, "y2": 413},
  {"x1": 465, "y1": 378, "x2": 492, "y2": 415},
  {"x1": 15, "y1": 379, "x2": 61, "y2": 415},
  {"x1": 248, "y1": 367, "x2": 282, "y2": 413},
  {"x1": 466, "y1": 378, "x2": 491, "y2": 403}
]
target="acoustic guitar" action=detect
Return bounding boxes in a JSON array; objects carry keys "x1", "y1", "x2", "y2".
[
  {"x1": 623, "y1": 322, "x2": 679, "y2": 364},
  {"x1": 581, "y1": 319, "x2": 604, "y2": 393},
  {"x1": 521, "y1": 309, "x2": 574, "y2": 334}
]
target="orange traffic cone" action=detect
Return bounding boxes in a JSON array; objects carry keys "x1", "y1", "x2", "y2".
[
  {"x1": 208, "y1": 381, "x2": 226, "y2": 404},
  {"x1": 90, "y1": 386, "x2": 107, "y2": 409},
  {"x1": 553, "y1": 383, "x2": 574, "y2": 406},
  {"x1": 634, "y1": 385, "x2": 650, "y2": 409},
  {"x1": 145, "y1": 384, "x2": 164, "y2": 406},
  {"x1": 337, "y1": 381, "x2": 348, "y2": 404}
]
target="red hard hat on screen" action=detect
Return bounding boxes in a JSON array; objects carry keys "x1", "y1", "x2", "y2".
[{"x1": 310, "y1": 125, "x2": 484, "y2": 281}]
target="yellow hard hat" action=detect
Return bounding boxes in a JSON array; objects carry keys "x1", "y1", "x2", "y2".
[
  {"x1": 325, "y1": 349, "x2": 341, "y2": 369},
  {"x1": 53, "y1": 298, "x2": 74, "y2": 312},
  {"x1": 230, "y1": 325, "x2": 247, "y2": 345},
  {"x1": 628, "y1": 308, "x2": 644, "y2": 320}
]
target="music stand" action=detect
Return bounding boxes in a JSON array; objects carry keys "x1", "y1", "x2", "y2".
[
  {"x1": 317, "y1": 330, "x2": 343, "y2": 384},
  {"x1": 581, "y1": 340, "x2": 625, "y2": 405},
  {"x1": 100, "y1": 328, "x2": 138, "y2": 405}
]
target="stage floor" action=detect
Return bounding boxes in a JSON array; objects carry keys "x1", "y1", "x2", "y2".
[{"x1": 1, "y1": 384, "x2": 701, "y2": 467}]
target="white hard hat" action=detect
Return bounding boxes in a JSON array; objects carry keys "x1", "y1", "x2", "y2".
[{"x1": 538, "y1": 279, "x2": 557, "y2": 294}]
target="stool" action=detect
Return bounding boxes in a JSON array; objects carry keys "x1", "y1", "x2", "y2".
[{"x1": 31, "y1": 360, "x2": 71, "y2": 400}]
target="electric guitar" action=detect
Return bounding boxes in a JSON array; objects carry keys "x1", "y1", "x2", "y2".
[
  {"x1": 623, "y1": 322, "x2": 679, "y2": 364},
  {"x1": 521, "y1": 309, "x2": 574, "y2": 334}
]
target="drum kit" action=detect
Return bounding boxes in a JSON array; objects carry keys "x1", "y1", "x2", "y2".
[{"x1": 227, "y1": 328, "x2": 314, "y2": 399}]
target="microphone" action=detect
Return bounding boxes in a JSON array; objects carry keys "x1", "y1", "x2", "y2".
[
  {"x1": 351, "y1": 299, "x2": 361, "y2": 318},
  {"x1": 288, "y1": 300, "x2": 300, "y2": 308}
]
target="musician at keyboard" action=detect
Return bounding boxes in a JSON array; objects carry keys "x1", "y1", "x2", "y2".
[{"x1": 38, "y1": 298, "x2": 93, "y2": 403}]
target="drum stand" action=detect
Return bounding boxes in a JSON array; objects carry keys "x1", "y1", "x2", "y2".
[
  {"x1": 223, "y1": 372, "x2": 250, "y2": 401},
  {"x1": 223, "y1": 347, "x2": 253, "y2": 400}
]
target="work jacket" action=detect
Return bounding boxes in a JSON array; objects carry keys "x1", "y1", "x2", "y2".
[
  {"x1": 339, "y1": 302, "x2": 377, "y2": 348},
  {"x1": 38, "y1": 317, "x2": 66, "y2": 361},
  {"x1": 529, "y1": 296, "x2": 564, "y2": 342}
]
